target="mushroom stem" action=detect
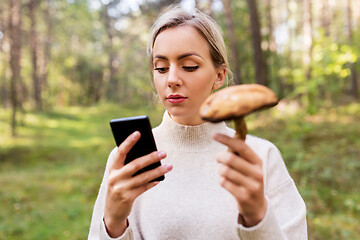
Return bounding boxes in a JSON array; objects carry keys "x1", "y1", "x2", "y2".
[{"x1": 234, "y1": 117, "x2": 247, "y2": 140}]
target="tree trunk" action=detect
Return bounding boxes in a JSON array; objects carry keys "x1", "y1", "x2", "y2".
[
  {"x1": 246, "y1": 0, "x2": 268, "y2": 86},
  {"x1": 196, "y1": 0, "x2": 214, "y2": 17},
  {"x1": 266, "y1": 0, "x2": 276, "y2": 53},
  {"x1": 28, "y1": 0, "x2": 42, "y2": 111},
  {"x1": 266, "y1": 0, "x2": 283, "y2": 97},
  {"x1": 205, "y1": 0, "x2": 214, "y2": 18},
  {"x1": 321, "y1": 0, "x2": 330, "y2": 36},
  {"x1": 222, "y1": 0, "x2": 242, "y2": 85},
  {"x1": 102, "y1": 3, "x2": 119, "y2": 101},
  {"x1": 194, "y1": 0, "x2": 199, "y2": 8},
  {"x1": 39, "y1": 0, "x2": 52, "y2": 105},
  {"x1": 347, "y1": 0, "x2": 358, "y2": 99},
  {"x1": 303, "y1": 0, "x2": 315, "y2": 112},
  {"x1": 0, "y1": 4, "x2": 9, "y2": 108},
  {"x1": 354, "y1": 0, "x2": 360, "y2": 26},
  {"x1": 303, "y1": 0, "x2": 312, "y2": 81},
  {"x1": 285, "y1": 0, "x2": 294, "y2": 93},
  {"x1": 9, "y1": 0, "x2": 22, "y2": 136}
]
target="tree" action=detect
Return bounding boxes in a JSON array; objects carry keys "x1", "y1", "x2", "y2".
[
  {"x1": 196, "y1": 0, "x2": 214, "y2": 17},
  {"x1": 1, "y1": 0, "x2": 359, "y2": 117},
  {"x1": 39, "y1": 0, "x2": 52, "y2": 107},
  {"x1": 347, "y1": 0, "x2": 358, "y2": 99},
  {"x1": 0, "y1": 2, "x2": 9, "y2": 108},
  {"x1": 266, "y1": 0, "x2": 276, "y2": 53},
  {"x1": 303, "y1": 0, "x2": 315, "y2": 112},
  {"x1": 303, "y1": 0, "x2": 312, "y2": 81},
  {"x1": 285, "y1": 0, "x2": 294, "y2": 93},
  {"x1": 246, "y1": 0, "x2": 268, "y2": 86},
  {"x1": 265, "y1": 0, "x2": 283, "y2": 97},
  {"x1": 28, "y1": 0, "x2": 42, "y2": 110},
  {"x1": 102, "y1": 1, "x2": 120, "y2": 101},
  {"x1": 222, "y1": 0, "x2": 242, "y2": 85},
  {"x1": 8, "y1": 0, "x2": 22, "y2": 136},
  {"x1": 321, "y1": 0, "x2": 330, "y2": 36}
]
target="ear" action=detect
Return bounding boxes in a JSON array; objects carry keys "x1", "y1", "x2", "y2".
[{"x1": 212, "y1": 66, "x2": 226, "y2": 91}]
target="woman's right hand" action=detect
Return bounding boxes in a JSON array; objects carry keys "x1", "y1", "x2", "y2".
[{"x1": 103, "y1": 131, "x2": 172, "y2": 237}]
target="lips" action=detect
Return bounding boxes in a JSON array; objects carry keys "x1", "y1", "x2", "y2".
[{"x1": 167, "y1": 94, "x2": 187, "y2": 104}]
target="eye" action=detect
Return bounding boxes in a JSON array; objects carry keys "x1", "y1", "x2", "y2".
[
  {"x1": 154, "y1": 67, "x2": 168, "y2": 74},
  {"x1": 183, "y1": 66, "x2": 199, "y2": 72}
]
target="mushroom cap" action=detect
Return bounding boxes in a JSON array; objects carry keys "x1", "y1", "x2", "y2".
[{"x1": 200, "y1": 84, "x2": 278, "y2": 123}]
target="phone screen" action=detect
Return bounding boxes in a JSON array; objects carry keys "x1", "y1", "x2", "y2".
[{"x1": 110, "y1": 115, "x2": 164, "y2": 181}]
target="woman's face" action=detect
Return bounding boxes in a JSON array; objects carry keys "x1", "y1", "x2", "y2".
[{"x1": 152, "y1": 25, "x2": 225, "y2": 125}]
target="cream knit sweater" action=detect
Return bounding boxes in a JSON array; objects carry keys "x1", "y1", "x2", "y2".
[{"x1": 88, "y1": 112, "x2": 307, "y2": 240}]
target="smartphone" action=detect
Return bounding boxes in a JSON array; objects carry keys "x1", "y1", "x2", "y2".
[{"x1": 110, "y1": 115, "x2": 164, "y2": 182}]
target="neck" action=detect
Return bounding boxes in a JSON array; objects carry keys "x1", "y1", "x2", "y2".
[
  {"x1": 168, "y1": 112, "x2": 205, "y2": 126},
  {"x1": 154, "y1": 111, "x2": 229, "y2": 152}
]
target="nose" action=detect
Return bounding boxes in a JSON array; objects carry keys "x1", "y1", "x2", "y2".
[{"x1": 167, "y1": 66, "x2": 182, "y2": 88}]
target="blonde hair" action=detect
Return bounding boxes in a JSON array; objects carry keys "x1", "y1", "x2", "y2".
[{"x1": 147, "y1": 6, "x2": 232, "y2": 84}]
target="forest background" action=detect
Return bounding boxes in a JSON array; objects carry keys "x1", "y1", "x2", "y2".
[{"x1": 0, "y1": 0, "x2": 359, "y2": 239}]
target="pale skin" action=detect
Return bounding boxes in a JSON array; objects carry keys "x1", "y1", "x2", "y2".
[
  {"x1": 104, "y1": 25, "x2": 266, "y2": 237},
  {"x1": 104, "y1": 131, "x2": 173, "y2": 237}
]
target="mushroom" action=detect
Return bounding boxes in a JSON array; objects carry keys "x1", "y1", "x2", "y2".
[{"x1": 200, "y1": 84, "x2": 278, "y2": 140}]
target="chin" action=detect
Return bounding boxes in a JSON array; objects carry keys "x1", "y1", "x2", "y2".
[{"x1": 167, "y1": 108, "x2": 188, "y2": 118}]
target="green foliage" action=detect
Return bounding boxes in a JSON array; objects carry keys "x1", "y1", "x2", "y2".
[
  {"x1": 2, "y1": 0, "x2": 359, "y2": 112},
  {"x1": 275, "y1": 30, "x2": 359, "y2": 114},
  {"x1": 296, "y1": 33, "x2": 357, "y2": 104}
]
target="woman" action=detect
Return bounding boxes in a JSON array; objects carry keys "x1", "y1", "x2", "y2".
[{"x1": 88, "y1": 6, "x2": 307, "y2": 240}]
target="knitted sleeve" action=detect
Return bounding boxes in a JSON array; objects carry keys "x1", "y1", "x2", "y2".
[{"x1": 236, "y1": 137, "x2": 308, "y2": 240}]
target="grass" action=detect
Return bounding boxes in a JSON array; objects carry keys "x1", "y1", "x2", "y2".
[
  {"x1": 0, "y1": 103, "x2": 164, "y2": 240},
  {"x1": 0, "y1": 102, "x2": 359, "y2": 239},
  {"x1": 248, "y1": 102, "x2": 360, "y2": 239}
]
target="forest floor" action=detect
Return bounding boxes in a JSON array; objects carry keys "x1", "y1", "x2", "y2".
[{"x1": 0, "y1": 102, "x2": 359, "y2": 240}]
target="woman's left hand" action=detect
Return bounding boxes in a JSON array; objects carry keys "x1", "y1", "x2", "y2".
[{"x1": 213, "y1": 133, "x2": 267, "y2": 227}]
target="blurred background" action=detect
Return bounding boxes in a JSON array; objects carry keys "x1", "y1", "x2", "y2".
[{"x1": 0, "y1": 0, "x2": 359, "y2": 239}]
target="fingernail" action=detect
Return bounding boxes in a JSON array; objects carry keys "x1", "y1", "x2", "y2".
[
  {"x1": 158, "y1": 151, "x2": 166, "y2": 158},
  {"x1": 164, "y1": 163, "x2": 172, "y2": 171},
  {"x1": 132, "y1": 131, "x2": 139, "y2": 139}
]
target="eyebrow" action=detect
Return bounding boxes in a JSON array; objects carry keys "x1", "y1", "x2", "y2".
[{"x1": 153, "y1": 52, "x2": 203, "y2": 61}]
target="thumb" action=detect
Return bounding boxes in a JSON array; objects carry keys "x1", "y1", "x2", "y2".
[{"x1": 111, "y1": 131, "x2": 141, "y2": 170}]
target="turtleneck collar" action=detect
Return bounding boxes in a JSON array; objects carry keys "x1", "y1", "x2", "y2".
[{"x1": 153, "y1": 111, "x2": 229, "y2": 152}]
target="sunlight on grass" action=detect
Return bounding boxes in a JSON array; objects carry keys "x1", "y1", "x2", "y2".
[
  {"x1": 1, "y1": 102, "x2": 359, "y2": 239},
  {"x1": 309, "y1": 214, "x2": 360, "y2": 240},
  {"x1": 246, "y1": 102, "x2": 360, "y2": 240}
]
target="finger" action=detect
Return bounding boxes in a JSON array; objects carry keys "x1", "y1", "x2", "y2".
[
  {"x1": 220, "y1": 175, "x2": 264, "y2": 210},
  {"x1": 121, "y1": 151, "x2": 167, "y2": 178},
  {"x1": 112, "y1": 131, "x2": 141, "y2": 170},
  {"x1": 129, "y1": 181, "x2": 160, "y2": 201},
  {"x1": 219, "y1": 176, "x2": 247, "y2": 200},
  {"x1": 213, "y1": 133, "x2": 262, "y2": 165},
  {"x1": 129, "y1": 163, "x2": 172, "y2": 189},
  {"x1": 216, "y1": 151, "x2": 263, "y2": 181},
  {"x1": 109, "y1": 163, "x2": 172, "y2": 204},
  {"x1": 218, "y1": 163, "x2": 255, "y2": 187}
]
